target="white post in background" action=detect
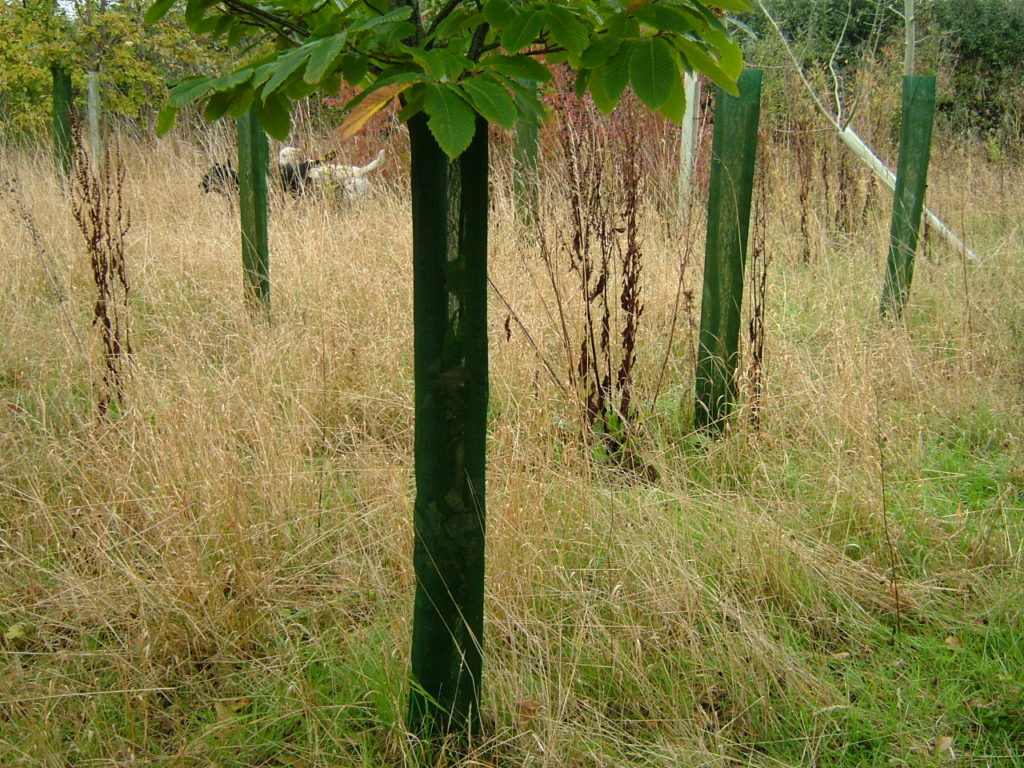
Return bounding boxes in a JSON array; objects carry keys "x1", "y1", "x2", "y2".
[
  {"x1": 904, "y1": 0, "x2": 916, "y2": 77},
  {"x1": 678, "y1": 71, "x2": 702, "y2": 214},
  {"x1": 87, "y1": 70, "x2": 101, "y2": 167}
]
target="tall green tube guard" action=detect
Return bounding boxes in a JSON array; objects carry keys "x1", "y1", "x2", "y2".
[
  {"x1": 237, "y1": 109, "x2": 270, "y2": 313},
  {"x1": 694, "y1": 68, "x2": 763, "y2": 435},
  {"x1": 880, "y1": 75, "x2": 936, "y2": 320},
  {"x1": 407, "y1": 113, "x2": 489, "y2": 738}
]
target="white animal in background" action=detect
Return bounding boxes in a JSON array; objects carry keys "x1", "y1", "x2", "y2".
[
  {"x1": 278, "y1": 147, "x2": 386, "y2": 198},
  {"x1": 307, "y1": 149, "x2": 387, "y2": 197}
]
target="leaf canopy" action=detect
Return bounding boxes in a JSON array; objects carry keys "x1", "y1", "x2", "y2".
[{"x1": 147, "y1": 0, "x2": 751, "y2": 157}]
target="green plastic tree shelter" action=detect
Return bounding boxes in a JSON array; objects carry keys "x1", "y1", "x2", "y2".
[
  {"x1": 407, "y1": 113, "x2": 489, "y2": 737},
  {"x1": 694, "y1": 68, "x2": 763, "y2": 434},
  {"x1": 51, "y1": 65, "x2": 73, "y2": 180},
  {"x1": 513, "y1": 80, "x2": 539, "y2": 225},
  {"x1": 880, "y1": 75, "x2": 936, "y2": 320},
  {"x1": 236, "y1": 109, "x2": 270, "y2": 311}
]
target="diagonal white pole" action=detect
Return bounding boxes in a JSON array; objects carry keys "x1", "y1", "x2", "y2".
[{"x1": 758, "y1": 0, "x2": 979, "y2": 263}]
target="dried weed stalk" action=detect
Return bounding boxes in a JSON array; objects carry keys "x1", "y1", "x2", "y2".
[
  {"x1": 71, "y1": 134, "x2": 132, "y2": 417},
  {"x1": 540, "y1": 92, "x2": 647, "y2": 468}
]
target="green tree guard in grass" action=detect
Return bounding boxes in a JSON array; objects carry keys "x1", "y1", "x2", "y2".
[
  {"x1": 51, "y1": 64, "x2": 73, "y2": 181},
  {"x1": 407, "y1": 112, "x2": 489, "y2": 734},
  {"x1": 147, "y1": 0, "x2": 750, "y2": 740},
  {"x1": 513, "y1": 79, "x2": 539, "y2": 225},
  {"x1": 694, "y1": 68, "x2": 763, "y2": 434},
  {"x1": 880, "y1": 75, "x2": 936, "y2": 320},
  {"x1": 237, "y1": 108, "x2": 270, "y2": 313}
]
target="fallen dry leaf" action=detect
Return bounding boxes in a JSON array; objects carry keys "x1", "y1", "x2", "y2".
[
  {"x1": 933, "y1": 734, "x2": 955, "y2": 760},
  {"x1": 517, "y1": 699, "x2": 542, "y2": 722},
  {"x1": 214, "y1": 697, "x2": 251, "y2": 722}
]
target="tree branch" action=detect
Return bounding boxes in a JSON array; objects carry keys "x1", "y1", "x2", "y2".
[
  {"x1": 426, "y1": 0, "x2": 461, "y2": 37},
  {"x1": 219, "y1": 0, "x2": 309, "y2": 42}
]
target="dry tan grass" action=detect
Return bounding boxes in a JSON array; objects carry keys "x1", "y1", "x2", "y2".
[{"x1": 0, "y1": 130, "x2": 1021, "y2": 766}]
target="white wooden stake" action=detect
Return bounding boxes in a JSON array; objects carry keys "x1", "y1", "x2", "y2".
[
  {"x1": 757, "y1": 0, "x2": 978, "y2": 263},
  {"x1": 86, "y1": 70, "x2": 101, "y2": 167},
  {"x1": 678, "y1": 71, "x2": 701, "y2": 213}
]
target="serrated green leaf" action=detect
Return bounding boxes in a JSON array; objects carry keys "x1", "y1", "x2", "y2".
[
  {"x1": 657, "y1": 71, "x2": 687, "y2": 123},
  {"x1": 251, "y1": 61, "x2": 278, "y2": 89},
  {"x1": 226, "y1": 21, "x2": 251, "y2": 46},
  {"x1": 423, "y1": 83, "x2": 477, "y2": 158},
  {"x1": 605, "y1": 11, "x2": 639, "y2": 39},
  {"x1": 169, "y1": 75, "x2": 215, "y2": 108},
  {"x1": 349, "y1": 5, "x2": 412, "y2": 32},
  {"x1": 212, "y1": 68, "x2": 254, "y2": 91},
  {"x1": 483, "y1": 0, "x2": 517, "y2": 28},
  {"x1": 204, "y1": 88, "x2": 239, "y2": 122},
  {"x1": 397, "y1": 84, "x2": 426, "y2": 123},
  {"x1": 580, "y1": 35, "x2": 622, "y2": 68},
  {"x1": 574, "y1": 68, "x2": 590, "y2": 100},
  {"x1": 209, "y1": 12, "x2": 233, "y2": 36},
  {"x1": 184, "y1": 0, "x2": 217, "y2": 30},
  {"x1": 588, "y1": 64, "x2": 616, "y2": 113},
  {"x1": 487, "y1": 54, "x2": 552, "y2": 83},
  {"x1": 501, "y1": 9, "x2": 544, "y2": 53},
  {"x1": 341, "y1": 54, "x2": 369, "y2": 86},
  {"x1": 286, "y1": 78, "x2": 321, "y2": 100},
  {"x1": 143, "y1": 0, "x2": 175, "y2": 25},
  {"x1": 687, "y1": 3, "x2": 727, "y2": 33},
  {"x1": 431, "y1": 7, "x2": 482, "y2": 40},
  {"x1": 254, "y1": 92, "x2": 292, "y2": 140},
  {"x1": 376, "y1": 20, "x2": 417, "y2": 47},
  {"x1": 629, "y1": 37, "x2": 678, "y2": 111},
  {"x1": 304, "y1": 34, "x2": 347, "y2": 84},
  {"x1": 678, "y1": 40, "x2": 738, "y2": 95},
  {"x1": 407, "y1": 48, "x2": 466, "y2": 82},
  {"x1": 462, "y1": 78, "x2": 517, "y2": 128},
  {"x1": 225, "y1": 87, "x2": 256, "y2": 118},
  {"x1": 262, "y1": 46, "x2": 313, "y2": 99},
  {"x1": 632, "y1": 5, "x2": 695, "y2": 36},
  {"x1": 155, "y1": 104, "x2": 179, "y2": 136},
  {"x1": 491, "y1": 73, "x2": 547, "y2": 118},
  {"x1": 703, "y1": 27, "x2": 743, "y2": 80},
  {"x1": 597, "y1": 45, "x2": 630, "y2": 110},
  {"x1": 544, "y1": 5, "x2": 589, "y2": 56}
]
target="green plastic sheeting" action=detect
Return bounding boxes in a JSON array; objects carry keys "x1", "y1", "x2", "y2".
[
  {"x1": 694, "y1": 68, "x2": 763, "y2": 434},
  {"x1": 880, "y1": 75, "x2": 936, "y2": 320},
  {"x1": 513, "y1": 80, "x2": 539, "y2": 225},
  {"x1": 237, "y1": 109, "x2": 270, "y2": 312},
  {"x1": 407, "y1": 113, "x2": 489, "y2": 738}
]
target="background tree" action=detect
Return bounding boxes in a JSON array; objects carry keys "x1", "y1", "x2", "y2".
[
  {"x1": 0, "y1": 0, "x2": 237, "y2": 141},
  {"x1": 928, "y1": 0, "x2": 1024, "y2": 143},
  {"x1": 146, "y1": 0, "x2": 750, "y2": 740}
]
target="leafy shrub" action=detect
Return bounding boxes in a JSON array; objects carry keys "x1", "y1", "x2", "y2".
[
  {"x1": 927, "y1": 0, "x2": 1024, "y2": 142},
  {"x1": 744, "y1": 0, "x2": 897, "y2": 70},
  {"x1": 0, "y1": 1, "x2": 236, "y2": 142}
]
